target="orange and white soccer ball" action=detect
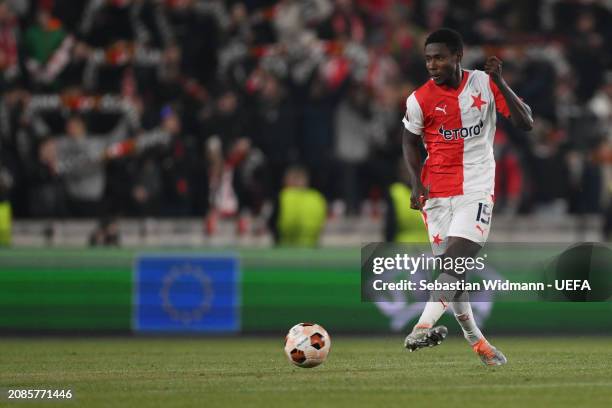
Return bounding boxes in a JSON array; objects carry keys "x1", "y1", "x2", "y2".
[{"x1": 284, "y1": 323, "x2": 331, "y2": 368}]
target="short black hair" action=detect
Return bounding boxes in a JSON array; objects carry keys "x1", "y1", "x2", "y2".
[{"x1": 425, "y1": 28, "x2": 463, "y2": 54}]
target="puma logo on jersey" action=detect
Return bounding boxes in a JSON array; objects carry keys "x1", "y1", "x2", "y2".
[
  {"x1": 435, "y1": 104, "x2": 447, "y2": 115},
  {"x1": 438, "y1": 120, "x2": 484, "y2": 141}
]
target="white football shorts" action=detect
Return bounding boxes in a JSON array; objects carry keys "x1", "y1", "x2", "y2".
[{"x1": 421, "y1": 192, "x2": 494, "y2": 256}]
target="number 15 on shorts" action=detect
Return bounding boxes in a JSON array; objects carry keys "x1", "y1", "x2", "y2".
[{"x1": 476, "y1": 203, "x2": 491, "y2": 225}]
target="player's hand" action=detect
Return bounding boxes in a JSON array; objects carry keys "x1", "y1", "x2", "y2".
[
  {"x1": 410, "y1": 183, "x2": 429, "y2": 210},
  {"x1": 484, "y1": 56, "x2": 503, "y2": 83}
]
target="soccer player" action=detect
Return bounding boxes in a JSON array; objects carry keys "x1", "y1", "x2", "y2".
[{"x1": 401, "y1": 28, "x2": 533, "y2": 365}]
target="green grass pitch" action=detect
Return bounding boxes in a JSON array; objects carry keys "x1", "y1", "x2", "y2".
[{"x1": 1, "y1": 336, "x2": 611, "y2": 407}]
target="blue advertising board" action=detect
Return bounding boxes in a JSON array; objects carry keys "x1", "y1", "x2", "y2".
[{"x1": 134, "y1": 255, "x2": 240, "y2": 333}]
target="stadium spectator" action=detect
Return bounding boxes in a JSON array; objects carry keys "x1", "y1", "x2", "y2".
[
  {"x1": 0, "y1": 199, "x2": 9, "y2": 246},
  {"x1": 0, "y1": 0, "x2": 21, "y2": 86},
  {"x1": 334, "y1": 81, "x2": 384, "y2": 214},
  {"x1": 384, "y1": 159, "x2": 428, "y2": 243},
  {"x1": 38, "y1": 114, "x2": 126, "y2": 217},
  {"x1": 251, "y1": 72, "x2": 297, "y2": 196},
  {"x1": 24, "y1": 6, "x2": 73, "y2": 89},
  {"x1": 0, "y1": 147, "x2": 12, "y2": 246},
  {"x1": 592, "y1": 73, "x2": 612, "y2": 238},
  {"x1": 297, "y1": 71, "x2": 345, "y2": 199},
  {"x1": 494, "y1": 128, "x2": 523, "y2": 214},
  {"x1": 268, "y1": 165, "x2": 326, "y2": 247}
]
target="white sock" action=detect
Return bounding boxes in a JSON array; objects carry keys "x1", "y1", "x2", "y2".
[
  {"x1": 414, "y1": 271, "x2": 458, "y2": 329},
  {"x1": 415, "y1": 300, "x2": 447, "y2": 328},
  {"x1": 450, "y1": 300, "x2": 484, "y2": 345}
]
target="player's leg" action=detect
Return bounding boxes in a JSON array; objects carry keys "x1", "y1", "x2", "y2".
[
  {"x1": 405, "y1": 198, "x2": 451, "y2": 351},
  {"x1": 447, "y1": 193, "x2": 506, "y2": 366},
  {"x1": 415, "y1": 197, "x2": 451, "y2": 327}
]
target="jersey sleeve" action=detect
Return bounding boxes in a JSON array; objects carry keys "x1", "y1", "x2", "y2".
[
  {"x1": 402, "y1": 92, "x2": 424, "y2": 135},
  {"x1": 489, "y1": 77, "x2": 511, "y2": 118}
]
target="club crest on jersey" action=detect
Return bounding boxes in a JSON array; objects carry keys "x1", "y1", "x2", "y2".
[{"x1": 438, "y1": 120, "x2": 484, "y2": 141}]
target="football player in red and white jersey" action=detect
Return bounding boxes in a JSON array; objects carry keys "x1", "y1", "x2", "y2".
[{"x1": 402, "y1": 28, "x2": 533, "y2": 366}]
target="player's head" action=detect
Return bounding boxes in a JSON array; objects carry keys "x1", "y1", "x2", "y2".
[{"x1": 424, "y1": 28, "x2": 463, "y2": 86}]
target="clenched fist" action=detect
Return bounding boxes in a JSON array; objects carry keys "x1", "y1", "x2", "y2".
[{"x1": 484, "y1": 56, "x2": 503, "y2": 83}]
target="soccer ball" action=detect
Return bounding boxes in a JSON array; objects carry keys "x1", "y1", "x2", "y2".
[{"x1": 284, "y1": 323, "x2": 331, "y2": 368}]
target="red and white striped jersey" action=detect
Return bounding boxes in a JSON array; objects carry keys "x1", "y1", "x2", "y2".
[{"x1": 403, "y1": 69, "x2": 510, "y2": 198}]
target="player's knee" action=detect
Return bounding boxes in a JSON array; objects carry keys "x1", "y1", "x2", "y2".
[{"x1": 445, "y1": 237, "x2": 481, "y2": 258}]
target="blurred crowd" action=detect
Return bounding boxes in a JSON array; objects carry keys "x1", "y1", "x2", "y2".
[{"x1": 0, "y1": 0, "x2": 611, "y2": 234}]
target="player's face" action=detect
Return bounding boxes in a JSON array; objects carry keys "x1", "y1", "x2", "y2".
[{"x1": 424, "y1": 43, "x2": 461, "y2": 86}]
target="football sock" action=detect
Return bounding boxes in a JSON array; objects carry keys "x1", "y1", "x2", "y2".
[
  {"x1": 414, "y1": 271, "x2": 460, "y2": 328},
  {"x1": 450, "y1": 299, "x2": 484, "y2": 345},
  {"x1": 415, "y1": 300, "x2": 447, "y2": 328}
]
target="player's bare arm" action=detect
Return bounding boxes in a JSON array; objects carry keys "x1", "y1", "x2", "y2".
[
  {"x1": 401, "y1": 128, "x2": 428, "y2": 210},
  {"x1": 485, "y1": 56, "x2": 534, "y2": 131}
]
